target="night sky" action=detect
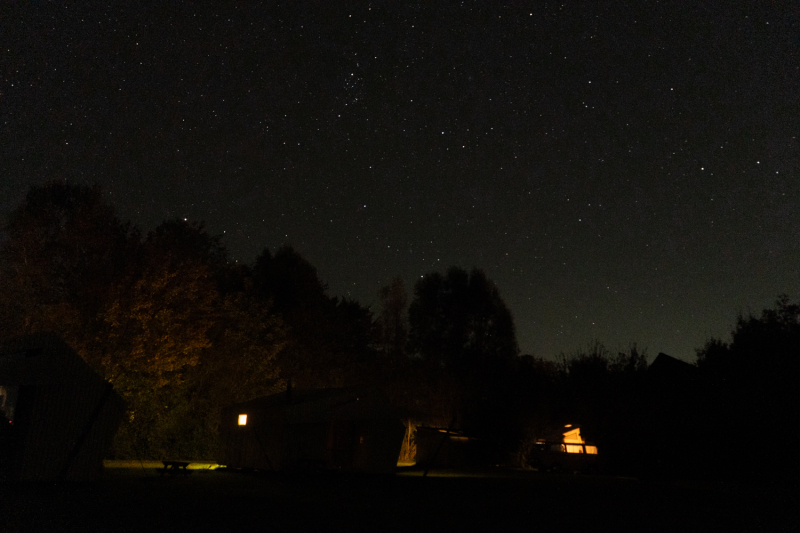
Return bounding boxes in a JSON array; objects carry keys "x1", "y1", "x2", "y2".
[{"x1": 2, "y1": 2, "x2": 798, "y2": 362}]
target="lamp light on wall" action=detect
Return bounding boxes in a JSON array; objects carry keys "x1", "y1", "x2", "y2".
[{"x1": 238, "y1": 414, "x2": 247, "y2": 426}]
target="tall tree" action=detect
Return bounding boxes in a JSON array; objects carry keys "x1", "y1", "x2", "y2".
[
  {"x1": 1, "y1": 184, "x2": 289, "y2": 459},
  {"x1": 375, "y1": 276, "x2": 408, "y2": 362},
  {"x1": 252, "y1": 245, "x2": 375, "y2": 389},
  {"x1": 93, "y1": 220, "x2": 219, "y2": 385},
  {"x1": 94, "y1": 220, "x2": 224, "y2": 458},
  {"x1": 408, "y1": 267, "x2": 518, "y2": 368},
  {"x1": 407, "y1": 267, "x2": 519, "y2": 439},
  {"x1": 0, "y1": 181, "x2": 133, "y2": 342}
]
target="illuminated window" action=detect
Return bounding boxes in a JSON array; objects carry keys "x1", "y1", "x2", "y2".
[{"x1": 238, "y1": 414, "x2": 247, "y2": 426}]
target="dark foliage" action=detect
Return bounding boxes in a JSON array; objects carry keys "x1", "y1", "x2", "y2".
[
  {"x1": 374, "y1": 276, "x2": 408, "y2": 364},
  {"x1": 529, "y1": 343, "x2": 649, "y2": 474},
  {"x1": 408, "y1": 267, "x2": 518, "y2": 367},
  {"x1": 695, "y1": 295, "x2": 800, "y2": 480},
  {"x1": 0, "y1": 183, "x2": 289, "y2": 459},
  {"x1": 5, "y1": 182, "x2": 796, "y2": 481},
  {"x1": 251, "y1": 245, "x2": 376, "y2": 390},
  {"x1": 0, "y1": 181, "x2": 134, "y2": 340},
  {"x1": 405, "y1": 267, "x2": 520, "y2": 451}
]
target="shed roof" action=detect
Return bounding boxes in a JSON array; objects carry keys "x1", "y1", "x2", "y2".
[{"x1": 226, "y1": 386, "x2": 399, "y2": 424}]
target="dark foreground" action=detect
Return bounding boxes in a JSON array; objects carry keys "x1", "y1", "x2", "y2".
[{"x1": 1, "y1": 467, "x2": 794, "y2": 532}]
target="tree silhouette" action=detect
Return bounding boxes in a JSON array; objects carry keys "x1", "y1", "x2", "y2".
[
  {"x1": 375, "y1": 276, "x2": 409, "y2": 363},
  {"x1": 407, "y1": 267, "x2": 519, "y2": 447},
  {"x1": 696, "y1": 295, "x2": 800, "y2": 480},
  {"x1": 252, "y1": 245, "x2": 375, "y2": 389},
  {"x1": 408, "y1": 267, "x2": 518, "y2": 368},
  {"x1": 0, "y1": 181, "x2": 133, "y2": 343},
  {"x1": 0, "y1": 188, "x2": 291, "y2": 458}
]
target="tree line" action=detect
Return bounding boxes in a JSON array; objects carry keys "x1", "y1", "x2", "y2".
[
  {"x1": 1, "y1": 182, "x2": 797, "y2": 482},
  {"x1": 0, "y1": 182, "x2": 529, "y2": 459}
]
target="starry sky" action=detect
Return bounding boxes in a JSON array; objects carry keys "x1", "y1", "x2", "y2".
[{"x1": 2, "y1": 1, "x2": 798, "y2": 362}]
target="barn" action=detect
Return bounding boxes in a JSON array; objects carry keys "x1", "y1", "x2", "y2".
[
  {"x1": 0, "y1": 333, "x2": 125, "y2": 481},
  {"x1": 219, "y1": 387, "x2": 405, "y2": 474}
]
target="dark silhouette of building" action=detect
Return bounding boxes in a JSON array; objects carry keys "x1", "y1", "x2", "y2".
[
  {"x1": 219, "y1": 387, "x2": 405, "y2": 474},
  {"x1": 638, "y1": 353, "x2": 706, "y2": 480},
  {"x1": 0, "y1": 334, "x2": 124, "y2": 481}
]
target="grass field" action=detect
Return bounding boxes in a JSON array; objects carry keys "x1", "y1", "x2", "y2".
[{"x1": 1, "y1": 465, "x2": 794, "y2": 532}]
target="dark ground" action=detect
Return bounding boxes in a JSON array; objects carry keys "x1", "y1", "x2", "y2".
[{"x1": 1, "y1": 467, "x2": 794, "y2": 532}]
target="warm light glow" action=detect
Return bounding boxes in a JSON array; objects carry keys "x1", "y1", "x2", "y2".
[
  {"x1": 397, "y1": 419, "x2": 417, "y2": 466},
  {"x1": 562, "y1": 428, "x2": 584, "y2": 444},
  {"x1": 238, "y1": 414, "x2": 247, "y2": 426},
  {"x1": 560, "y1": 426, "x2": 598, "y2": 454}
]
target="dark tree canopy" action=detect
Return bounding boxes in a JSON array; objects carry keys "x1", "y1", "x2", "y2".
[
  {"x1": 375, "y1": 276, "x2": 408, "y2": 363},
  {"x1": 694, "y1": 296, "x2": 800, "y2": 479},
  {"x1": 0, "y1": 181, "x2": 134, "y2": 338},
  {"x1": 144, "y1": 219, "x2": 227, "y2": 268},
  {"x1": 252, "y1": 245, "x2": 375, "y2": 389},
  {"x1": 408, "y1": 267, "x2": 518, "y2": 368},
  {"x1": 405, "y1": 267, "x2": 520, "y2": 442},
  {"x1": 253, "y1": 245, "x2": 328, "y2": 317},
  {"x1": 0, "y1": 183, "x2": 292, "y2": 458},
  {"x1": 697, "y1": 295, "x2": 800, "y2": 382}
]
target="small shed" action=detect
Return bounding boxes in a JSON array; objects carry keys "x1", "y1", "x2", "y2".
[
  {"x1": 639, "y1": 352, "x2": 706, "y2": 478},
  {"x1": 218, "y1": 387, "x2": 406, "y2": 474},
  {"x1": 0, "y1": 333, "x2": 125, "y2": 481}
]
